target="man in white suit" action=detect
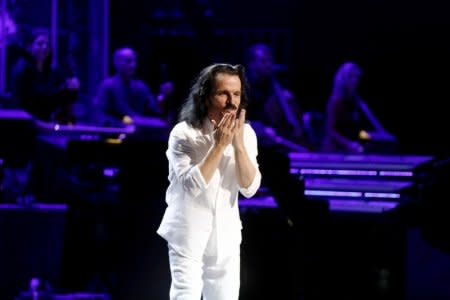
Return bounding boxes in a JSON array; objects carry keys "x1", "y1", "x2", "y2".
[{"x1": 157, "y1": 63, "x2": 262, "y2": 300}]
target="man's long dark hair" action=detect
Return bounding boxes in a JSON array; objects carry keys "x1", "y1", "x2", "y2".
[{"x1": 179, "y1": 63, "x2": 250, "y2": 128}]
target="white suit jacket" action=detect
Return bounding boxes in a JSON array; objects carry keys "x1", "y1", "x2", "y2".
[{"x1": 157, "y1": 119, "x2": 262, "y2": 260}]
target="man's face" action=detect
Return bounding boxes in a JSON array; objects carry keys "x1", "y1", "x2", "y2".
[
  {"x1": 115, "y1": 49, "x2": 137, "y2": 77},
  {"x1": 251, "y1": 49, "x2": 274, "y2": 79},
  {"x1": 31, "y1": 34, "x2": 50, "y2": 62},
  {"x1": 208, "y1": 73, "x2": 242, "y2": 124}
]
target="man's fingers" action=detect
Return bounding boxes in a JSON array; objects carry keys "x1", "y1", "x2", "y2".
[
  {"x1": 239, "y1": 109, "x2": 246, "y2": 126},
  {"x1": 224, "y1": 113, "x2": 235, "y2": 129},
  {"x1": 216, "y1": 114, "x2": 226, "y2": 128},
  {"x1": 214, "y1": 114, "x2": 227, "y2": 131}
]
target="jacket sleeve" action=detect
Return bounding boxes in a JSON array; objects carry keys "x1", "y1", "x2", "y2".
[
  {"x1": 166, "y1": 125, "x2": 210, "y2": 198},
  {"x1": 239, "y1": 124, "x2": 262, "y2": 198}
]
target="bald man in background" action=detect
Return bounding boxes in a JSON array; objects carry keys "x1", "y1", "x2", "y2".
[{"x1": 94, "y1": 47, "x2": 173, "y2": 126}]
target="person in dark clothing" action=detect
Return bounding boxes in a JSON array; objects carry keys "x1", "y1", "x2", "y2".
[
  {"x1": 10, "y1": 28, "x2": 80, "y2": 124},
  {"x1": 245, "y1": 43, "x2": 310, "y2": 151},
  {"x1": 94, "y1": 47, "x2": 173, "y2": 127},
  {"x1": 322, "y1": 61, "x2": 396, "y2": 153}
]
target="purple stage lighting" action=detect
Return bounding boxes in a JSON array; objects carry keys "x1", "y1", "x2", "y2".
[
  {"x1": 296, "y1": 168, "x2": 378, "y2": 176},
  {"x1": 379, "y1": 171, "x2": 413, "y2": 177},
  {"x1": 328, "y1": 199, "x2": 399, "y2": 213},
  {"x1": 305, "y1": 190, "x2": 363, "y2": 197},
  {"x1": 364, "y1": 192, "x2": 400, "y2": 199},
  {"x1": 103, "y1": 168, "x2": 119, "y2": 177}
]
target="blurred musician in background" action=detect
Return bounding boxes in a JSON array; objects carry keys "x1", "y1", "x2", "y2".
[
  {"x1": 10, "y1": 28, "x2": 80, "y2": 124},
  {"x1": 322, "y1": 61, "x2": 396, "y2": 153},
  {"x1": 94, "y1": 47, "x2": 174, "y2": 127},
  {"x1": 244, "y1": 43, "x2": 311, "y2": 151}
]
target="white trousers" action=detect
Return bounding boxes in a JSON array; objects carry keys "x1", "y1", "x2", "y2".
[{"x1": 167, "y1": 230, "x2": 240, "y2": 300}]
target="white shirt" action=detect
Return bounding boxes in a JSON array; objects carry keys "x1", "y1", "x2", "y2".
[{"x1": 157, "y1": 119, "x2": 262, "y2": 260}]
